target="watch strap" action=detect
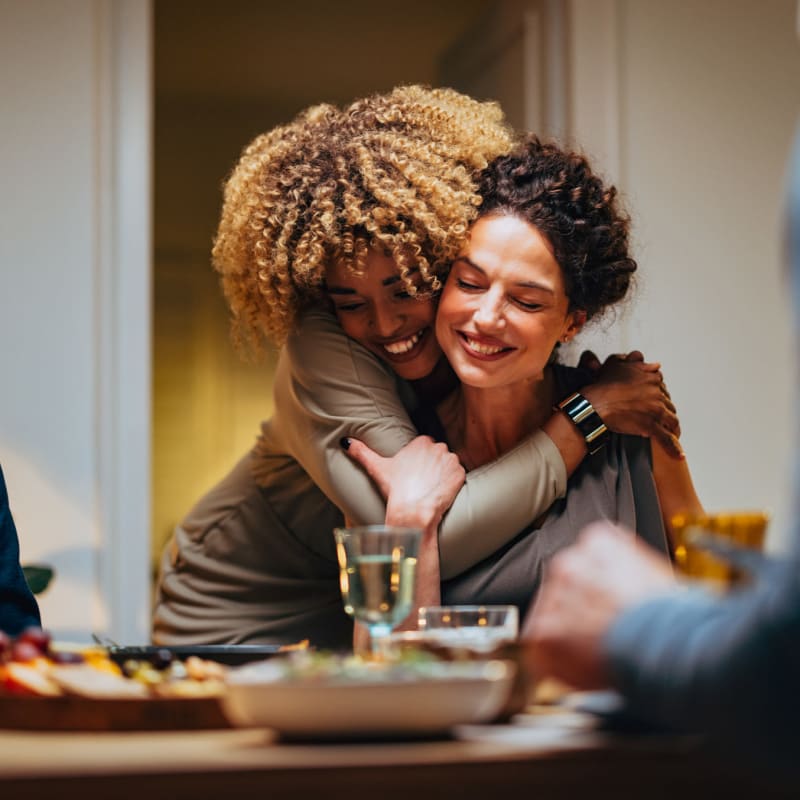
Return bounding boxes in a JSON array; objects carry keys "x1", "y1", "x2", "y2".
[{"x1": 557, "y1": 392, "x2": 609, "y2": 455}]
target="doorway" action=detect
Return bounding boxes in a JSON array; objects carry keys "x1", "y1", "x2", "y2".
[{"x1": 151, "y1": 0, "x2": 496, "y2": 577}]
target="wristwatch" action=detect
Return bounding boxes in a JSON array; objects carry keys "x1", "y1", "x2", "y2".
[{"x1": 557, "y1": 392, "x2": 609, "y2": 455}]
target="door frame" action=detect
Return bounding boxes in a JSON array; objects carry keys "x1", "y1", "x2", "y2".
[{"x1": 95, "y1": 0, "x2": 153, "y2": 643}]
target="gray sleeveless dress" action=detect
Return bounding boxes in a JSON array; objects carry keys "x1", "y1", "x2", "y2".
[{"x1": 441, "y1": 364, "x2": 669, "y2": 621}]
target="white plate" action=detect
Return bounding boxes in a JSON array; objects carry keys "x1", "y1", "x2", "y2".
[{"x1": 221, "y1": 658, "x2": 515, "y2": 738}]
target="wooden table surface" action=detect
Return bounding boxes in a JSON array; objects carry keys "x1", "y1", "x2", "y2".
[{"x1": 0, "y1": 708, "x2": 795, "y2": 800}]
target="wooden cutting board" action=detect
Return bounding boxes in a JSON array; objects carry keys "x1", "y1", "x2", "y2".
[{"x1": 0, "y1": 693, "x2": 231, "y2": 731}]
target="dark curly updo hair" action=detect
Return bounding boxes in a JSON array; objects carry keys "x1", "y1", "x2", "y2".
[{"x1": 476, "y1": 135, "x2": 636, "y2": 319}]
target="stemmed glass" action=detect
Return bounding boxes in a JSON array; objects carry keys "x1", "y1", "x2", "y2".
[{"x1": 333, "y1": 525, "x2": 422, "y2": 654}]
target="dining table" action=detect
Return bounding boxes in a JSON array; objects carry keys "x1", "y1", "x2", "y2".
[{"x1": 0, "y1": 704, "x2": 795, "y2": 800}]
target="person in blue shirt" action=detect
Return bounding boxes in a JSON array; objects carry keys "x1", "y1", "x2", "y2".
[
  {"x1": 525, "y1": 128, "x2": 800, "y2": 780},
  {"x1": 0, "y1": 463, "x2": 41, "y2": 635}
]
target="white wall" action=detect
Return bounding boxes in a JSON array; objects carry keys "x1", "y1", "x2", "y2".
[
  {"x1": 0, "y1": 0, "x2": 151, "y2": 642},
  {"x1": 441, "y1": 0, "x2": 566, "y2": 136},
  {"x1": 568, "y1": 0, "x2": 799, "y2": 550}
]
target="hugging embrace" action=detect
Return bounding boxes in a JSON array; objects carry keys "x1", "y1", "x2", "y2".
[{"x1": 153, "y1": 85, "x2": 698, "y2": 651}]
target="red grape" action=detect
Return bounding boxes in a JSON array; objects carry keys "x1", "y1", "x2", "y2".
[
  {"x1": 17, "y1": 627, "x2": 51, "y2": 656},
  {"x1": 11, "y1": 640, "x2": 40, "y2": 663}
]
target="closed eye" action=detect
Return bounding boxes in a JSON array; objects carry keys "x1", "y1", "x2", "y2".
[
  {"x1": 456, "y1": 278, "x2": 482, "y2": 291},
  {"x1": 334, "y1": 302, "x2": 365, "y2": 313},
  {"x1": 514, "y1": 298, "x2": 543, "y2": 311}
]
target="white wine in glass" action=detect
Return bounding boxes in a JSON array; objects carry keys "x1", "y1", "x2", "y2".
[{"x1": 334, "y1": 525, "x2": 421, "y2": 650}]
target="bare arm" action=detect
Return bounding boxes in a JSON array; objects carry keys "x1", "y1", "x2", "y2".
[{"x1": 651, "y1": 439, "x2": 704, "y2": 551}]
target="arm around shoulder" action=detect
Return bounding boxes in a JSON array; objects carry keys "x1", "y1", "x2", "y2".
[
  {"x1": 281, "y1": 312, "x2": 570, "y2": 577},
  {"x1": 274, "y1": 310, "x2": 419, "y2": 525}
]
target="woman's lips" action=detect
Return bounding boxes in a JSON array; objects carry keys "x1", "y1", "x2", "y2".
[
  {"x1": 377, "y1": 327, "x2": 430, "y2": 362},
  {"x1": 457, "y1": 331, "x2": 514, "y2": 360}
]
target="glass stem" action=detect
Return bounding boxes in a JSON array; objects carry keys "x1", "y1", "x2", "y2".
[{"x1": 368, "y1": 623, "x2": 393, "y2": 655}]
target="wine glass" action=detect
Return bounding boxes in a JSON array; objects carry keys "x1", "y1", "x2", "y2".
[{"x1": 333, "y1": 525, "x2": 422, "y2": 653}]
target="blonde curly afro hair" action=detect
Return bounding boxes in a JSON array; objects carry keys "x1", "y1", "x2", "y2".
[{"x1": 212, "y1": 85, "x2": 514, "y2": 350}]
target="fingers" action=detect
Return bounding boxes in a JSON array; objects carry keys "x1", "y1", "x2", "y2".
[
  {"x1": 605, "y1": 351, "x2": 661, "y2": 374},
  {"x1": 341, "y1": 437, "x2": 389, "y2": 490},
  {"x1": 657, "y1": 380, "x2": 677, "y2": 422},
  {"x1": 663, "y1": 411, "x2": 680, "y2": 436},
  {"x1": 655, "y1": 400, "x2": 679, "y2": 429},
  {"x1": 622, "y1": 349, "x2": 662, "y2": 373},
  {"x1": 578, "y1": 349, "x2": 602, "y2": 372},
  {"x1": 341, "y1": 436, "x2": 378, "y2": 465},
  {"x1": 641, "y1": 398, "x2": 683, "y2": 453},
  {"x1": 634, "y1": 361, "x2": 662, "y2": 373}
]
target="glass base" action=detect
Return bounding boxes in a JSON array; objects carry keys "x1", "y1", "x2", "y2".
[{"x1": 366, "y1": 623, "x2": 393, "y2": 654}]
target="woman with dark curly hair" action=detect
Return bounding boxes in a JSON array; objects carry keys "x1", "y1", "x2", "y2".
[
  {"x1": 345, "y1": 136, "x2": 703, "y2": 616},
  {"x1": 154, "y1": 88, "x2": 681, "y2": 649}
]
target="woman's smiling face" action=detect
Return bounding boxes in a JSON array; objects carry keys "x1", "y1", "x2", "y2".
[
  {"x1": 435, "y1": 214, "x2": 585, "y2": 390},
  {"x1": 325, "y1": 249, "x2": 442, "y2": 381}
]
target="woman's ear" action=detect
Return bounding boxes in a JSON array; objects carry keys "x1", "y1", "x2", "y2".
[{"x1": 561, "y1": 309, "x2": 587, "y2": 343}]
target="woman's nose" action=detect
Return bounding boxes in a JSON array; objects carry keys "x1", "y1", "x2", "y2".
[
  {"x1": 370, "y1": 302, "x2": 404, "y2": 337},
  {"x1": 473, "y1": 289, "x2": 505, "y2": 329}
]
